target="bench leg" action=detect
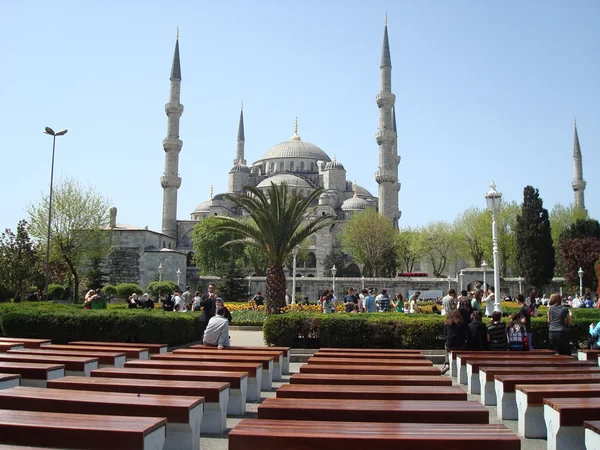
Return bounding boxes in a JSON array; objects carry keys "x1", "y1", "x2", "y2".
[
  {"x1": 449, "y1": 355, "x2": 456, "y2": 377},
  {"x1": 283, "y1": 356, "x2": 290, "y2": 375},
  {"x1": 516, "y1": 390, "x2": 545, "y2": 438},
  {"x1": 466, "y1": 366, "x2": 480, "y2": 395},
  {"x1": 545, "y1": 405, "x2": 586, "y2": 450},
  {"x1": 495, "y1": 380, "x2": 518, "y2": 420},
  {"x1": 273, "y1": 359, "x2": 282, "y2": 381},
  {"x1": 0, "y1": 378, "x2": 20, "y2": 390},
  {"x1": 585, "y1": 428, "x2": 600, "y2": 450},
  {"x1": 261, "y1": 365, "x2": 273, "y2": 391},
  {"x1": 247, "y1": 370, "x2": 262, "y2": 402},
  {"x1": 143, "y1": 424, "x2": 166, "y2": 450},
  {"x1": 164, "y1": 403, "x2": 202, "y2": 450},
  {"x1": 228, "y1": 379, "x2": 247, "y2": 415},
  {"x1": 21, "y1": 379, "x2": 48, "y2": 388},
  {"x1": 480, "y1": 373, "x2": 496, "y2": 406},
  {"x1": 458, "y1": 361, "x2": 468, "y2": 385}
]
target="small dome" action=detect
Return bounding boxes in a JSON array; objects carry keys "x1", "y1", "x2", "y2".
[
  {"x1": 230, "y1": 163, "x2": 250, "y2": 173},
  {"x1": 256, "y1": 140, "x2": 331, "y2": 162},
  {"x1": 354, "y1": 184, "x2": 374, "y2": 198},
  {"x1": 325, "y1": 157, "x2": 345, "y2": 170},
  {"x1": 193, "y1": 200, "x2": 211, "y2": 213},
  {"x1": 341, "y1": 196, "x2": 369, "y2": 211},
  {"x1": 256, "y1": 173, "x2": 312, "y2": 189}
]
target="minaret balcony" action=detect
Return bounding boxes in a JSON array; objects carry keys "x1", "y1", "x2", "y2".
[
  {"x1": 163, "y1": 137, "x2": 183, "y2": 152},
  {"x1": 164, "y1": 103, "x2": 184, "y2": 116},
  {"x1": 161, "y1": 175, "x2": 182, "y2": 189},
  {"x1": 376, "y1": 92, "x2": 395, "y2": 108},
  {"x1": 376, "y1": 130, "x2": 397, "y2": 145},
  {"x1": 374, "y1": 170, "x2": 397, "y2": 184},
  {"x1": 572, "y1": 180, "x2": 586, "y2": 191}
]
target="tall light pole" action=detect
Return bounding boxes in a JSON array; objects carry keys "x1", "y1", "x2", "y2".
[
  {"x1": 518, "y1": 276, "x2": 523, "y2": 294},
  {"x1": 459, "y1": 271, "x2": 464, "y2": 291},
  {"x1": 447, "y1": 276, "x2": 452, "y2": 290},
  {"x1": 485, "y1": 181, "x2": 502, "y2": 313},
  {"x1": 361, "y1": 275, "x2": 365, "y2": 290},
  {"x1": 43, "y1": 127, "x2": 68, "y2": 299},
  {"x1": 291, "y1": 246, "x2": 298, "y2": 305},
  {"x1": 176, "y1": 268, "x2": 181, "y2": 287},
  {"x1": 158, "y1": 263, "x2": 163, "y2": 282},
  {"x1": 578, "y1": 267, "x2": 584, "y2": 297},
  {"x1": 331, "y1": 265, "x2": 337, "y2": 300},
  {"x1": 481, "y1": 260, "x2": 488, "y2": 292}
]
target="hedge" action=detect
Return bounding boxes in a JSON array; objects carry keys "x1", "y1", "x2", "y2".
[{"x1": 263, "y1": 313, "x2": 597, "y2": 350}]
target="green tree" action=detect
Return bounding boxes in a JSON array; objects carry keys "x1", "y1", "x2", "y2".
[
  {"x1": 559, "y1": 218, "x2": 600, "y2": 241},
  {"x1": 422, "y1": 221, "x2": 457, "y2": 277},
  {"x1": 192, "y1": 217, "x2": 243, "y2": 275},
  {"x1": 496, "y1": 200, "x2": 520, "y2": 277},
  {"x1": 340, "y1": 208, "x2": 398, "y2": 277},
  {"x1": 322, "y1": 249, "x2": 347, "y2": 277},
  {"x1": 396, "y1": 227, "x2": 425, "y2": 273},
  {"x1": 210, "y1": 182, "x2": 333, "y2": 312},
  {"x1": 216, "y1": 256, "x2": 250, "y2": 301},
  {"x1": 453, "y1": 207, "x2": 490, "y2": 267},
  {"x1": 550, "y1": 203, "x2": 588, "y2": 246},
  {"x1": 27, "y1": 178, "x2": 112, "y2": 303},
  {"x1": 0, "y1": 220, "x2": 41, "y2": 299},
  {"x1": 557, "y1": 218, "x2": 600, "y2": 290},
  {"x1": 516, "y1": 186, "x2": 555, "y2": 290}
]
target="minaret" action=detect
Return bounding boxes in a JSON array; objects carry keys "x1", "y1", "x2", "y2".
[
  {"x1": 572, "y1": 119, "x2": 586, "y2": 212},
  {"x1": 375, "y1": 14, "x2": 400, "y2": 228},
  {"x1": 234, "y1": 103, "x2": 246, "y2": 165},
  {"x1": 161, "y1": 30, "x2": 184, "y2": 238}
]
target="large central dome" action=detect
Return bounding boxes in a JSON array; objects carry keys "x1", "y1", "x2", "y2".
[{"x1": 257, "y1": 139, "x2": 331, "y2": 162}]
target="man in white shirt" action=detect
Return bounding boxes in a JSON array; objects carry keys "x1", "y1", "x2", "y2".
[
  {"x1": 203, "y1": 307, "x2": 230, "y2": 349},
  {"x1": 572, "y1": 296, "x2": 583, "y2": 308},
  {"x1": 285, "y1": 289, "x2": 291, "y2": 306},
  {"x1": 173, "y1": 290, "x2": 184, "y2": 311},
  {"x1": 181, "y1": 286, "x2": 192, "y2": 308},
  {"x1": 484, "y1": 287, "x2": 497, "y2": 317}
]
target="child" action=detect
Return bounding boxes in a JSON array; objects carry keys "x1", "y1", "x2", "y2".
[{"x1": 487, "y1": 311, "x2": 508, "y2": 351}]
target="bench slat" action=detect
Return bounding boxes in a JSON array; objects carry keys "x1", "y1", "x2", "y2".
[
  {"x1": 152, "y1": 353, "x2": 273, "y2": 370},
  {"x1": 44, "y1": 344, "x2": 147, "y2": 359},
  {"x1": 544, "y1": 397, "x2": 600, "y2": 426},
  {"x1": 125, "y1": 359, "x2": 261, "y2": 377},
  {"x1": 69, "y1": 341, "x2": 167, "y2": 354},
  {"x1": 10, "y1": 348, "x2": 126, "y2": 366},
  {"x1": 276, "y1": 384, "x2": 467, "y2": 401},
  {"x1": 312, "y1": 352, "x2": 426, "y2": 360},
  {"x1": 481, "y1": 366, "x2": 600, "y2": 381},
  {"x1": 190, "y1": 345, "x2": 290, "y2": 357},
  {"x1": 299, "y1": 364, "x2": 440, "y2": 376},
  {"x1": 290, "y1": 373, "x2": 452, "y2": 386},
  {"x1": 496, "y1": 373, "x2": 600, "y2": 392},
  {"x1": 0, "y1": 353, "x2": 97, "y2": 372},
  {"x1": 517, "y1": 383, "x2": 600, "y2": 405},
  {"x1": 318, "y1": 348, "x2": 422, "y2": 354},
  {"x1": 0, "y1": 361, "x2": 64, "y2": 378},
  {"x1": 306, "y1": 357, "x2": 432, "y2": 367},
  {"x1": 0, "y1": 338, "x2": 51, "y2": 349}
]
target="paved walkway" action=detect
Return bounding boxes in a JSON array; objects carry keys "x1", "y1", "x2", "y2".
[{"x1": 199, "y1": 330, "x2": 547, "y2": 450}]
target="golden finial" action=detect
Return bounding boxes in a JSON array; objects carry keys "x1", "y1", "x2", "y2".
[
  {"x1": 176, "y1": 26, "x2": 179, "y2": 40},
  {"x1": 384, "y1": 12, "x2": 388, "y2": 26},
  {"x1": 353, "y1": 182, "x2": 358, "y2": 198},
  {"x1": 291, "y1": 117, "x2": 301, "y2": 141},
  {"x1": 333, "y1": 154, "x2": 337, "y2": 162},
  {"x1": 210, "y1": 184, "x2": 213, "y2": 200},
  {"x1": 241, "y1": 101, "x2": 243, "y2": 111}
]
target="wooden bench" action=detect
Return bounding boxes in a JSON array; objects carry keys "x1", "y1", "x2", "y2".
[
  {"x1": 516, "y1": 384, "x2": 600, "y2": 438},
  {"x1": 191, "y1": 345, "x2": 292, "y2": 374},
  {"x1": 229, "y1": 420, "x2": 520, "y2": 450},
  {"x1": 544, "y1": 397, "x2": 600, "y2": 450},
  {"x1": 69, "y1": 340, "x2": 167, "y2": 354},
  {"x1": 174, "y1": 348, "x2": 284, "y2": 381},
  {"x1": 312, "y1": 351, "x2": 427, "y2": 360},
  {"x1": 290, "y1": 373, "x2": 452, "y2": 386},
  {"x1": 585, "y1": 420, "x2": 600, "y2": 450},
  {"x1": 0, "y1": 409, "x2": 167, "y2": 450},
  {"x1": 152, "y1": 353, "x2": 275, "y2": 390},
  {"x1": 495, "y1": 373, "x2": 600, "y2": 420},
  {"x1": 257, "y1": 398, "x2": 489, "y2": 424},
  {"x1": 306, "y1": 357, "x2": 433, "y2": 367},
  {"x1": 578, "y1": 349, "x2": 600, "y2": 361},
  {"x1": 47, "y1": 375, "x2": 229, "y2": 434},
  {"x1": 9, "y1": 348, "x2": 126, "y2": 368},
  {"x1": 93, "y1": 366, "x2": 248, "y2": 415},
  {"x1": 317, "y1": 348, "x2": 423, "y2": 354},
  {"x1": 0, "y1": 343, "x2": 24, "y2": 351},
  {"x1": 44, "y1": 344, "x2": 149, "y2": 360},
  {"x1": 0, "y1": 353, "x2": 98, "y2": 377},
  {"x1": 0, "y1": 338, "x2": 51, "y2": 349},
  {"x1": 0, "y1": 373, "x2": 20, "y2": 390},
  {"x1": 299, "y1": 363, "x2": 441, "y2": 376},
  {"x1": 0, "y1": 362, "x2": 64, "y2": 387},
  {"x1": 126, "y1": 359, "x2": 263, "y2": 403},
  {"x1": 479, "y1": 366, "x2": 600, "y2": 406},
  {"x1": 450, "y1": 349, "x2": 553, "y2": 377},
  {"x1": 276, "y1": 384, "x2": 467, "y2": 401},
  {"x1": 0, "y1": 386, "x2": 203, "y2": 450},
  {"x1": 464, "y1": 357, "x2": 592, "y2": 394},
  {"x1": 455, "y1": 352, "x2": 569, "y2": 385}
]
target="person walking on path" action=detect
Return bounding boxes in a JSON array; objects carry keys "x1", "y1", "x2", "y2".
[
  {"x1": 441, "y1": 289, "x2": 457, "y2": 316},
  {"x1": 548, "y1": 292, "x2": 573, "y2": 355}
]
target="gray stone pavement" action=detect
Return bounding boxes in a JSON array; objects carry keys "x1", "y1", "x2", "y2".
[{"x1": 200, "y1": 330, "x2": 547, "y2": 450}]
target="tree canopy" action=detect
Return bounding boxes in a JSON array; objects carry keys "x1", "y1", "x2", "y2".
[
  {"x1": 0, "y1": 220, "x2": 41, "y2": 299},
  {"x1": 396, "y1": 227, "x2": 425, "y2": 273},
  {"x1": 421, "y1": 221, "x2": 457, "y2": 277}
]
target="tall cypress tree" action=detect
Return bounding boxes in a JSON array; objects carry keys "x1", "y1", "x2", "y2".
[{"x1": 516, "y1": 186, "x2": 555, "y2": 289}]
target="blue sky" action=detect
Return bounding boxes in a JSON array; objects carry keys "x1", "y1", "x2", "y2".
[{"x1": 1, "y1": 0, "x2": 598, "y2": 235}]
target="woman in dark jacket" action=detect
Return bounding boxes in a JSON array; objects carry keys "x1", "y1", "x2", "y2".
[
  {"x1": 548, "y1": 292, "x2": 573, "y2": 355},
  {"x1": 441, "y1": 310, "x2": 467, "y2": 375},
  {"x1": 466, "y1": 310, "x2": 488, "y2": 350}
]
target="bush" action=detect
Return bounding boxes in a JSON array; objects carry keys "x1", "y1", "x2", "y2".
[
  {"x1": 102, "y1": 285, "x2": 117, "y2": 296},
  {"x1": 147, "y1": 281, "x2": 179, "y2": 299},
  {"x1": 115, "y1": 283, "x2": 143, "y2": 298},
  {"x1": 47, "y1": 284, "x2": 66, "y2": 300}
]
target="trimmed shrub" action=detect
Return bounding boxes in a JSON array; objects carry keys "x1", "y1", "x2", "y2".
[
  {"x1": 47, "y1": 284, "x2": 66, "y2": 300},
  {"x1": 115, "y1": 283, "x2": 143, "y2": 298},
  {"x1": 147, "y1": 281, "x2": 179, "y2": 299},
  {"x1": 102, "y1": 284, "x2": 117, "y2": 296}
]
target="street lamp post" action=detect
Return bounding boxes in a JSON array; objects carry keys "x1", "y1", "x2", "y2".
[
  {"x1": 291, "y1": 247, "x2": 298, "y2": 305},
  {"x1": 447, "y1": 276, "x2": 452, "y2": 290},
  {"x1": 158, "y1": 263, "x2": 163, "y2": 282},
  {"x1": 43, "y1": 127, "x2": 68, "y2": 299},
  {"x1": 485, "y1": 181, "x2": 503, "y2": 313},
  {"x1": 361, "y1": 275, "x2": 365, "y2": 290},
  {"x1": 459, "y1": 271, "x2": 464, "y2": 291},
  {"x1": 481, "y1": 260, "x2": 488, "y2": 292},
  {"x1": 578, "y1": 267, "x2": 584, "y2": 297},
  {"x1": 331, "y1": 265, "x2": 337, "y2": 300},
  {"x1": 518, "y1": 276, "x2": 523, "y2": 294},
  {"x1": 176, "y1": 268, "x2": 181, "y2": 287}
]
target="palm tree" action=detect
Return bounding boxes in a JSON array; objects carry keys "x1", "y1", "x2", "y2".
[{"x1": 212, "y1": 182, "x2": 334, "y2": 312}]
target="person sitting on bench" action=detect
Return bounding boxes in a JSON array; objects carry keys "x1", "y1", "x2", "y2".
[{"x1": 203, "y1": 306, "x2": 231, "y2": 349}]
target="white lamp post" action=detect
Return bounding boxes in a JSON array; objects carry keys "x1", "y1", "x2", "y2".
[
  {"x1": 291, "y1": 246, "x2": 298, "y2": 305},
  {"x1": 578, "y1": 267, "x2": 584, "y2": 297},
  {"x1": 331, "y1": 265, "x2": 337, "y2": 300},
  {"x1": 361, "y1": 275, "x2": 365, "y2": 290},
  {"x1": 158, "y1": 263, "x2": 163, "y2": 282},
  {"x1": 176, "y1": 268, "x2": 181, "y2": 287},
  {"x1": 485, "y1": 181, "x2": 502, "y2": 313},
  {"x1": 481, "y1": 260, "x2": 488, "y2": 292},
  {"x1": 459, "y1": 271, "x2": 464, "y2": 291},
  {"x1": 518, "y1": 276, "x2": 523, "y2": 294},
  {"x1": 447, "y1": 276, "x2": 452, "y2": 290}
]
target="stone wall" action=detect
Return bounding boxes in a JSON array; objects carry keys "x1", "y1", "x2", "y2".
[{"x1": 108, "y1": 248, "x2": 140, "y2": 285}]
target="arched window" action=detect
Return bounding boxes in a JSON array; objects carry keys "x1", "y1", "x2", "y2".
[
  {"x1": 269, "y1": 162, "x2": 275, "y2": 173},
  {"x1": 279, "y1": 161, "x2": 284, "y2": 171},
  {"x1": 187, "y1": 252, "x2": 195, "y2": 267},
  {"x1": 300, "y1": 161, "x2": 305, "y2": 171},
  {"x1": 305, "y1": 252, "x2": 317, "y2": 268},
  {"x1": 310, "y1": 161, "x2": 315, "y2": 172},
  {"x1": 290, "y1": 161, "x2": 295, "y2": 172}
]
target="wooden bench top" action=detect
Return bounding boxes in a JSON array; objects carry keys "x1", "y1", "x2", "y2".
[
  {"x1": 152, "y1": 353, "x2": 274, "y2": 370},
  {"x1": 125, "y1": 359, "x2": 261, "y2": 377},
  {"x1": 0, "y1": 445, "x2": 64, "y2": 450},
  {"x1": 0, "y1": 386, "x2": 203, "y2": 423},
  {"x1": 306, "y1": 357, "x2": 433, "y2": 367},
  {"x1": 48, "y1": 375, "x2": 229, "y2": 403},
  {"x1": 0, "y1": 373, "x2": 21, "y2": 383},
  {"x1": 318, "y1": 348, "x2": 423, "y2": 353},
  {"x1": 312, "y1": 352, "x2": 427, "y2": 360},
  {"x1": 229, "y1": 420, "x2": 519, "y2": 450},
  {"x1": 480, "y1": 366, "x2": 600, "y2": 381},
  {"x1": 543, "y1": 397, "x2": 600, "y2": 426},
  {"x1": 299, "y1": 364, "x2": 441, "y2": 376},
  {"x1": 92, "y1": 367, "x2": 247, "y2": 389},
  {"x1": 290, "y1": 373, "x2": 452, "y2": 386},
  {"x1": 9, "y1": 348, "x2": 126, "y2": 366},
  {"x1": 585, "y1": 420, "x2": 600, "y2": 435},
  {"x1": 45, "y1": 344, "x2": 147, "y2": 359},
  {"x1": 452, "y1": 349, "x2": 552, "y2": 357},
  {"x1": 466, "y1": 359, "x2": 594, "y2": 372},
  {"x1": 0, "y1": 338, "x2": 51, "y2": 349},
  {"x1": 579, "y1": 349, "x2": 600, "y2": 359},
  {"x1": 276, "y1": 384, "x2": 467, "y2": 401},
  {"x1": 516, "y1": 383, "x2": 600, "y2": 405},
  {"x1": 258, "y1": 398, "x2": 489, "y2": 424},
  {"x1": 174, "y1": 348, "x2": 283, "y2": 359},
  {"x1": 0, "y1": 361, "x2": 64, "y2": 378},
  {"x1": 496, "y1": 373, "x2": 600, "y2": 392},
  {"x1": 69, "y1": 341, "x2": 167, "y2": 353},
  {"x1": 0, "y1": 353, "x2": 97, "y2": 371},
  {"x1": 0, "y1": 408, "x2": 166, "y2": 449},
  {"x1": 0, "y1": 343, "x2": 24, "y2": 352},
  {"x1": 191, "y1": 344, "x2": 290, "y2": 356}
]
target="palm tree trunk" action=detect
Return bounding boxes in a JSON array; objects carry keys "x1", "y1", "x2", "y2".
[{"x1": 266, "y1": 264, "x2": 286, "y2": 313}]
